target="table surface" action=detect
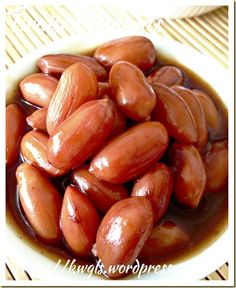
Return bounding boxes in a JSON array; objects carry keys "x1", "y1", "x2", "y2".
[{"x1": 5, "y1": 4, "x2": 228, "y2": 282}]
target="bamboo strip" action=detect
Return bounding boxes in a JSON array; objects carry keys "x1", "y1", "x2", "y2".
[
  {"x1": 185, "y1": 18, "x2": 228, "y2": 54},
  {"x1": 206, "y1": 13, "x2": 228, "y2": 32},
  {"x1": 6, "y1": 258, "x2": 31, "y2": 280},
  {"x1": 5, "y1": 24, "x2": 28, "y2": 56},
  {"x1": 5, "y1": 35, "x2": 22, "y2": 62},
  {"x1": 217, "y1": 264, "x2": 228, "y2": 279},
  {"x1": 207, "y1": 271, "x2": 224, "y2": 280}
]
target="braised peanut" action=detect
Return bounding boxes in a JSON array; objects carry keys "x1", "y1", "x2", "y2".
[
  {"x1": 47, "y1": 62, "x2": 98, "y2": 135},
  {"x1": 192, "y1": 89, "x2": 219, "y2": 130},
  {"x1": 26, "y1": 107, "x2": 47, "y2": 132},
  {"x1": 60, "y1": 185, "x2": 100, "y2": 257},
  {"x1": 20, "y1": 73, "x2": 58, "y2": 107},
  {"x1": 152, "y1": 83, "x2": 197, "y2": 143},
  {"x1": 37, "y1": 54, "x2": 108, "y2": 81},
  {"x1": 94, "y1": 36, "x2": 156, "y2": 71},
  {"x1": 72, "y1": 165, "x2": 128, "y2": 214},
  {"x1": 147, "y1": 65, "x2": 184, "y2": 86},
  {"x1": 21, "y1": 130, "x2": 68, "y2": 177},
  {"x1": 140, "y1": 221, "x2": 188, "y2": 261},
  {"x1": 131, "y1": 163, "x2": 173, "y2": 223},
  {"x1": 172, "y1": 86, "x2": 208, "y2": 151},
  {"x1": 47, "y1": 98, "x2": 115, "y2": 170},
  {"x1": 16, "y1": 163, "x2": 62, "y2": 243},
  {"x1": 204, "y1": 140, "x2": 228, "y2": 193},
  {"x1": 109, "y1": 61, "x2": 156, "y2": 121},
  {"x1": 96, "y1": 197, "x2": 153, "y2": 278},
  {"x1": 6, "y1": 104, "x2": 26, "y2": 167},
  {"x1": 168, "y1": 143, "x2": 206, "y2": 208},
  {"x1": 90, "y1": 122, "x2": 169, "y2": 184}
]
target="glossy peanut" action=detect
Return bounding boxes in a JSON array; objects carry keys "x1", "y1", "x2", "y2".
[
  {"x1": 37, "y1": 54, "x2": 108, "y2": 81},
  {"x1": 192, "y1": 89, "x2": 219, "y2": 130},
  {"x1": 204, "y1": 140, "x2": 228, "y2": 193},
  {"x1": 60, "y1": 185, "x2": 100, "y2": 257},
  {"x1": 168, "y1": 143, "x2": 206, "y2": 208},
  {"x1": 6, "y1": 104, "x2": 26, "y2": 167},
  {"x1": 98, "y1": 82, "x2": 112, "y2": 98},
  {"x1": 152, "y1": 83, "x2": 197, "y2": 143},
  {"x1": 20, "y1": 73, "x2": 58, "y2": 107},
  {"x1": 90, "y1": 121, "x2": 169, "y2": 184},
  {"x1": 21, "y1": 130, "x2": 68, "y2": 177},
  {"x1": 172, "y1": 86, "x2": 208, "y2": 151},
  {"x1": 94, "y1": 36, "x2": 156, "y2": 72},
  {"x1": 140, "y1": 221, "x2": 188, "y2": 261},
  {"x1": 109, "y1": 61, "x2": 156, "y2": 121},
  {"x1": 16, "y1": 163, "x2": 62, "y2": 243},
  {"x1": 47, "y1": 98, "x2": 115, "y2": 170},
  {"x1": 26, "y1": 107, "x2": 47, "y2": 131},
  {"x1": 131, "y1": 163, "x2": 173, "y2": 223},
  {"x1": 96, "y1": 197, "x2": 153, "y2": 278},
  {"x1": 72, "y1": 165, "x2": 128, "y2": 214},
  {"x1": 46, "y1": 62, "x2": 98, "y2": 135},
  {"x1": 147, "y1": 65, "x2": 184, "y2": 86}
]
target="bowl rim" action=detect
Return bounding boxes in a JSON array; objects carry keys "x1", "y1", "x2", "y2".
[{"x1": 6, "y1": 31, "x2": 230, "y2": 284}]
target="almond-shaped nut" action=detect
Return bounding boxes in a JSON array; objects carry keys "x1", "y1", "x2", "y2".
[
  {"x1": 20, "y1": 73, "x2": 58, "y2": 107},
  {"x1": 72, "y1": 165, "x2": 128, "y2": 214},
  {"x1": 147, "y1": 65, "x2": 184, "y2": 86},
  {"x1": 37, "y1": 54, "x2": 108, "y2": 81},
  {"x1": 89, "y1": 121, "x2": 169, "y2": 184},
  {"x1": 152, "y1": 83, "x2": 197, "y2": 143},
  {"x1": 192, "y1": 89, "x2": 219, "y2": 130},
  {"x1": 46, "y1": 62, "x2": 98, "y2": 135},
  {"x1": 26, "y1": 107, "x2": 47, "y2": 132},
  {"x1": 140, "y1": 221, "x2": 189, "y2": 262},
  {"x1": 172, "y1": 86, "x2": 208, "y2": 151},
  {"x1": 60, "y1": 185, "x2": 100, "y2": 258},
  {"x1": 96, "y1": 197, "x2": 153, "y2": 278},
  {"x1": 131, "y1": 163, "x2": 173, "y2": 223},
  {"x1": 109, "y1": 61, "x2": 156, "y2": 121},
  {"x1": 94, "y1": 36, "x2": 156, "y2": 72},
  {"x1": 16, "y1": 163, "x2": 62, "y2": 243},
  {"x1": 204, "y1": 140, "x2": 228, "y2": 193},
  {"x1": 168, "y1": 143, "x2": 206, "y2": 208},
  {"x1": 6, "y1": 104, "x2": 26, "y2": 167},
  {"x1": 21, "y1": 130, "x2": 68, "y2": 177},
  {"x1": 47, "y1": 98, "x2": 115, "y2": 170}
]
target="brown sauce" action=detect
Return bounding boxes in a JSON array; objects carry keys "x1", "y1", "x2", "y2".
[{"x1": 6, "y1": 55, "x2": 228, "y2": 279}]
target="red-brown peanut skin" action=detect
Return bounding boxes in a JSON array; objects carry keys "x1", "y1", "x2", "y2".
[
  {"x1": 172, "y1": 86, "x2": 208, "y2": 151},
  {"x1": 98, "y1": 82, "x2": 112, "y2": 98},
  {"x1": 94, "y1": 36, "x2": 156, "y2": 72},
  {"x1": 204, "y1": 140, "x2": 228, "y2": 193},
  {"x1": 147, "y1": 66, "x2": 184, "y2": 86},
  {"x1": 168, "y1": 143, "x2": 206, "y2": 208},
  {"x1": 16, "y1": 163, "x2": 62, "y2": 243},
  {"x1": 152, "y1": 83, "x2": 197, "y2": 143},
  {"x1": 20, "y1": 73, "x2": 58, "y2": 107},
  {"x1": 26, "y1": 107, "x2": 47, "y2": 132},
  {"x1": 96, "y1": 197, "x2": 153, "y2": 278},
  {"x1": 60, "y1": 185, "x2": 100, "y2": 258},
  {"x1": 89, "y1": 121, "x2": 169, "y2": 184},
  {"x1": 21, "y1": 130, "x2": 68, "y2": 177},
  {"x1": 47, "y1": 98, "x2": 115, "y2": 170},
  {"x1": 131, "y1": 163, "x2": 173, "y2": 223},
  {"x1": 46, "y1": 62, "x2": 98, "y2": 135},
  {"x1": 37, "y1": 54, "x2": 108, "y2": 81},
  {"x1": 72, "y1": 165, "x2": 128, "y2": 214},
  {"x1": 140, "y1": 221, "x2": 188, "y2": 262},
  {"x1": 192, "y1": 89, "x2": 219, "y2": 130},
  {"x1": 109, "y1": 61, "x2": 156, "y2": 121},
  {"x1": 6, "y1": 104, "x2": 26, "y2": 168}
]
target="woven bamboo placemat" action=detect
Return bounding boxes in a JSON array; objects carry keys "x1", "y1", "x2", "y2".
[{"x1": 5, "y1": 5, "x2": 228, "y2": 282}]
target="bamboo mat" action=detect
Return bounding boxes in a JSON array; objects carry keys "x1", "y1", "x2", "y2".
[{"x1": 5, "y1": 5, "x2": 228, "y2": 282}]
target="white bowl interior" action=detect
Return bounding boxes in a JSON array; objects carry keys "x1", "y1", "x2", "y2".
[{"x1": 6, "y1": 32, "x2": 229, "y2": 283}]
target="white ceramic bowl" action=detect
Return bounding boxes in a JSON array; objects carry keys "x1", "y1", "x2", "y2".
[{"x1": 6, "y1": 32, "x2": 229, "y2": 284}]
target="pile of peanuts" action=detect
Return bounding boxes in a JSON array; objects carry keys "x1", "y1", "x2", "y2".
[{"x1": 6, "y1": 36, "x2": 228, "y2": 279}]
